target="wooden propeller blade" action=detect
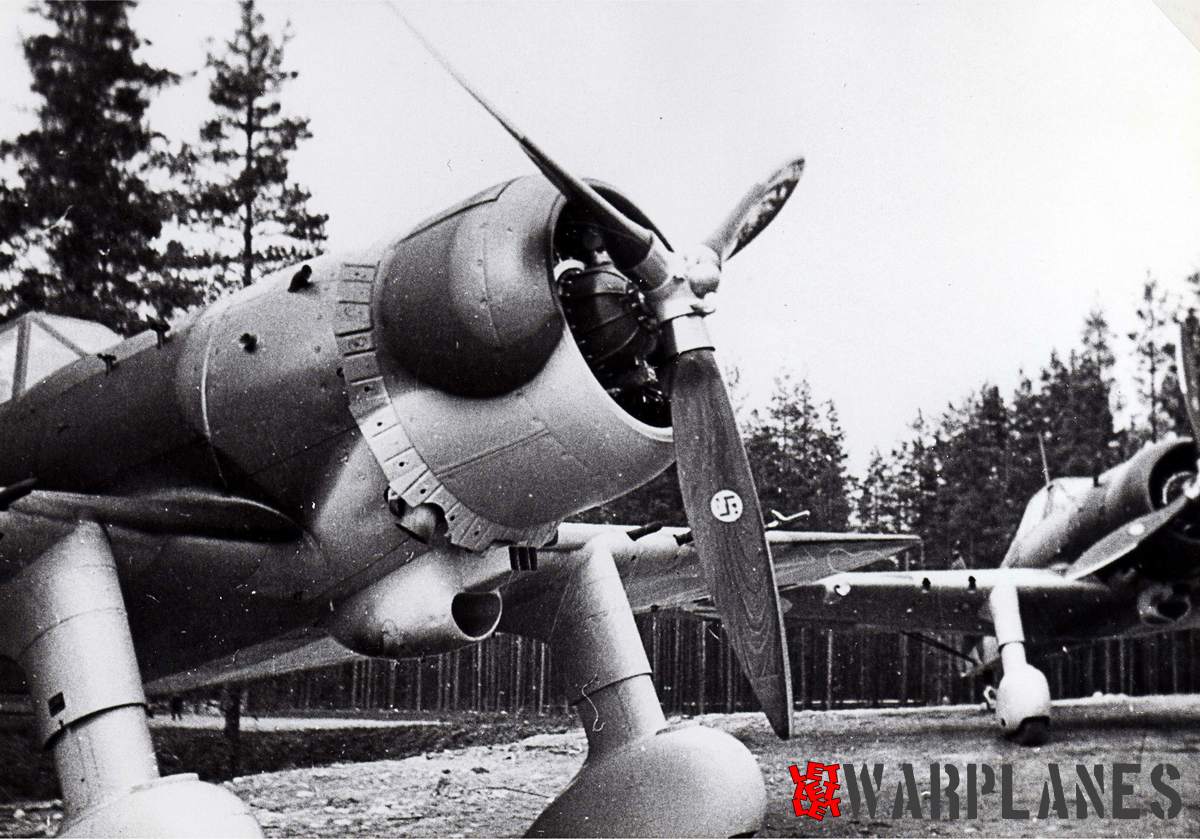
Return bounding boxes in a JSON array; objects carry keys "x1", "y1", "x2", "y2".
[
  {"x1": 703, "y1": 157, "x2": 804, "y2": 264},
  {"x1": 396, "y1": 10, "x2": 669, "y2": 277},
  {"x1": 1178, "y1": 312, "x2": 1200, "y2": 443},
  {"x1": 670, "y1": 348, "x2": 794, "y2": 739},
  {"x1": 1065, "y1": 492, "x2": 1191, "y2": 581}
]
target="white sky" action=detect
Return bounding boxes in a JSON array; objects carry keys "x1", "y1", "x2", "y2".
[{"x1": 2, "y1": 1, "x2": 1198, "y2": 473}]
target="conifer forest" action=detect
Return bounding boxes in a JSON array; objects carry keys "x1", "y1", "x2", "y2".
[{"x1": 2, "y1": 1, "x2": 1199, "y2": 718}]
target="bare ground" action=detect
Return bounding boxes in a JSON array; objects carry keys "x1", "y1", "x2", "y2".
[{"x1": 4, "y1": 695, "x2": 1200, "y2": 837}]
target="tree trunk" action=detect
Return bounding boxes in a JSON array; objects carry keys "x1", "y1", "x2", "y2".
[
  {"x1": 474, "y1": 643, "x2": 483, "y2": 711},
  {"x1": 241, "y1": 91, "x2": 255, "y2": 288},
  {"x1": 824, "y1": 630, "x2": 834, "y2": 711}
]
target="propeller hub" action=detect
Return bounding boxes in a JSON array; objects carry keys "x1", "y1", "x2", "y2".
[
  {"x1": 645, "y1": 248, "x2": 721, "y2": 330},
  {"x1": 682, "y1": 245, "x2": 722, "y2": 298},
  {"x1": 661, "y1": 313, "x2": 715, "y2": 358}
]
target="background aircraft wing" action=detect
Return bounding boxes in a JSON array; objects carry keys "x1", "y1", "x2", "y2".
[
  {"x1": 768, "y1": 531, "x2": 920, "y2": 584},
  {"x1": 778, "y1": 567, "x2": 1117, "y2": 637}
]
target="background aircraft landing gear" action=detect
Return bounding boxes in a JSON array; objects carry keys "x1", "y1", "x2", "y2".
[
  {"x1": 987, "y1": 583, "x2": 1051, "y2": 745},
  {"x1": 0, "y1": 522, "x2": 262, "y2": 837},
  {"x1": 515, "y1": 537, "x2": 765, "y2": 837}
]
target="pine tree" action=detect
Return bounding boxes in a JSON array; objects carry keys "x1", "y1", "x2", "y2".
[
  {"x1": 1178, "y1": 271, "x2": 1200, "y2": 435},
  {"x1": 890, "y1": 411, "x2": 942, "y2": 551},
  {"x1": 816, "y1": 401, "x2": 853, "y2": 528},
  {"x1": 1065, "y1": 310, "x2": 1123, "y2": 472},
  {"x1": 744, "y1": 375, "x2": 852, "y2": 530},
  {"x1": 855, "y1": 448, "x2": 903, "y2": 532},
  {"x1": 1007, "y1": 371, "x2": 1049, "y2": 504},
  {"x1": 1037, "y1": 349, "x2": 1108, "y2": 476},
  {"x1": 177, "y1": 0, "x2": 327, "y2": 292},
  {"x1": 867, "y1": 313, "x2": 1128, "y2": 572},
  {"x1": 0, "y1": 1, "x2": 193, "y2": 333},
  {"x1": 934, "y1": 386, "x2": 1016, "y2": 568},
  {"x1": 1007, "y1": 311, "x2": 1121, "y2": 494},
  {"x1": 1128, "y1": 275, "x2": 1184, "y2": 445}
]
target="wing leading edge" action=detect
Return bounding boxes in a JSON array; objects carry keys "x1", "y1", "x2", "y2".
[{"x1": 780, "y1": 567, "x2": 1117, "y2": 638}]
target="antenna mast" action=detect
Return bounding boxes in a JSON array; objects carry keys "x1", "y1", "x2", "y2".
[{"x1": 1037, "y1": 433, "x2": 1051, "y2": 487}]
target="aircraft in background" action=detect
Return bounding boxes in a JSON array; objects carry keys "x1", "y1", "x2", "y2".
[
  {"x1": 0, "y1": 16, "x2": 917, "y2": 838},
  {"x1": 784, "y1": 316, "x2": 1200, "y2": 745}
]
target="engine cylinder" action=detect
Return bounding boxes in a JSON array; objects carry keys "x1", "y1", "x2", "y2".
[{"x1": 558, "y1": 265, "x2": 658, "y2": 375}]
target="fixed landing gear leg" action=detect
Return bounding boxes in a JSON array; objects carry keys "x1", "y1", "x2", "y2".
[
  {"x1": 0, "y1": 521, "x2": 262, "y2": 837},
  {"x1": 987, "y1": 582, "x2": 1051, "y2": 745},
  {"x1": 524, "y1": 535, "x2": 765, "y2": 837}
]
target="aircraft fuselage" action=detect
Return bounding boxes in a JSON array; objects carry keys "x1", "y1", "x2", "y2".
[
  {"x1": 0, "y1": 175, "x2": 680, "y2": 680},
  {"x1": 999, "y1": 437, "x2": 1200, "y2": 637}
]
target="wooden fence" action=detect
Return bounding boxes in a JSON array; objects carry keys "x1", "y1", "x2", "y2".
[{"x1": 240, "y1": 619, "x2": 1200, "y2": 716}]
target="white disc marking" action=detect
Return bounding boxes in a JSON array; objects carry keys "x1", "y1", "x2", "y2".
[{"x1": 710, "y1": 489, "x2": 744, "y2": 522}]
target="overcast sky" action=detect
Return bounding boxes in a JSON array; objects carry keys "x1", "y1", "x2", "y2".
[{"x1": 2, "y1": 1, "x2": 1198, "y2": 472}]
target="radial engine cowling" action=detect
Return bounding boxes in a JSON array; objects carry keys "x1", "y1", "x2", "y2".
[
  {"x1": 338, "y1": 175, "x2": 675, "y2": 550},
  {"x1": 377, "y1": 177, "x2": 563, "y2": 398},
  {"x1": 1101, "y1": 438, "x2": 1197, "y2": 521},
  {"x1": 324, "y1": 557, "x2": 502, "y2": 659}
]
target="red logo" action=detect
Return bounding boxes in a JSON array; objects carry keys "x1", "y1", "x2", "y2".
[{"x1": 789, "y1": 761, "x2": 842, "y2": 820}]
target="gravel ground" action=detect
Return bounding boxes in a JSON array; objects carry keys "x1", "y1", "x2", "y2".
[
  {"x1": 233, "y1": 730, "x2": 582, "y2": 837},
  {"x1": 752, "y1": 694, "x2": 1200, "y2": 837},
  {"x1": 148, "y1": 714, "x2": 450, "y2": 731},
  {"x1": 5, "y1": 694, "x2": 1200, "y2": 837}
]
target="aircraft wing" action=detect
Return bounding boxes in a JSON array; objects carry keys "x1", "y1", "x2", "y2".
[
  {"x1": 2, "y1": 487, "x2": 303, "y2": 542},
  {"x1": 145, "y1": 628, "x2": 355, "y2": 696},
  {"x1": 779, "y1": 567, "x2": 1118, "y2": 638},
  {"x1": 143, "y1": 524, "x2": 917, "y2": 695},
  {"x1": 499, "y1": 523, "x2": 918, "y2": 626},
  {"x1": 616, "y1": 527, "x2": 919, "y2": 615}
]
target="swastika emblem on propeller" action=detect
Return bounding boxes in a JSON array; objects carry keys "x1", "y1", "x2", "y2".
[{"x1": 710, "y1": 490, "x2": 744, "y2": 522}]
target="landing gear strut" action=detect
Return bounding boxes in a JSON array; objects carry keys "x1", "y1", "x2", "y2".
[
  {"x1": 517, "y1": 535, "x2": 765, "y2": 837},
  {"x1": 0, "y1": 522, "x2": 262, "y2": 837},
  {"x1": 987, "y1": 582, "x2": 1051, "y2": 745}
]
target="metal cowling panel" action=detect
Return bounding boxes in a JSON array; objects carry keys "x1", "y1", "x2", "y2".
[{"x1": 333, "y1": 261, "x2": 557, "y2": 552}]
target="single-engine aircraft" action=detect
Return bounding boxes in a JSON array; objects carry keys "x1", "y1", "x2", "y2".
[
  {"x1": 782, "y1": 315, "x2": 1200, "y2": 747},
  {"x1": 0, "y1": 17, "x2": 916, "y2": 839}
]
